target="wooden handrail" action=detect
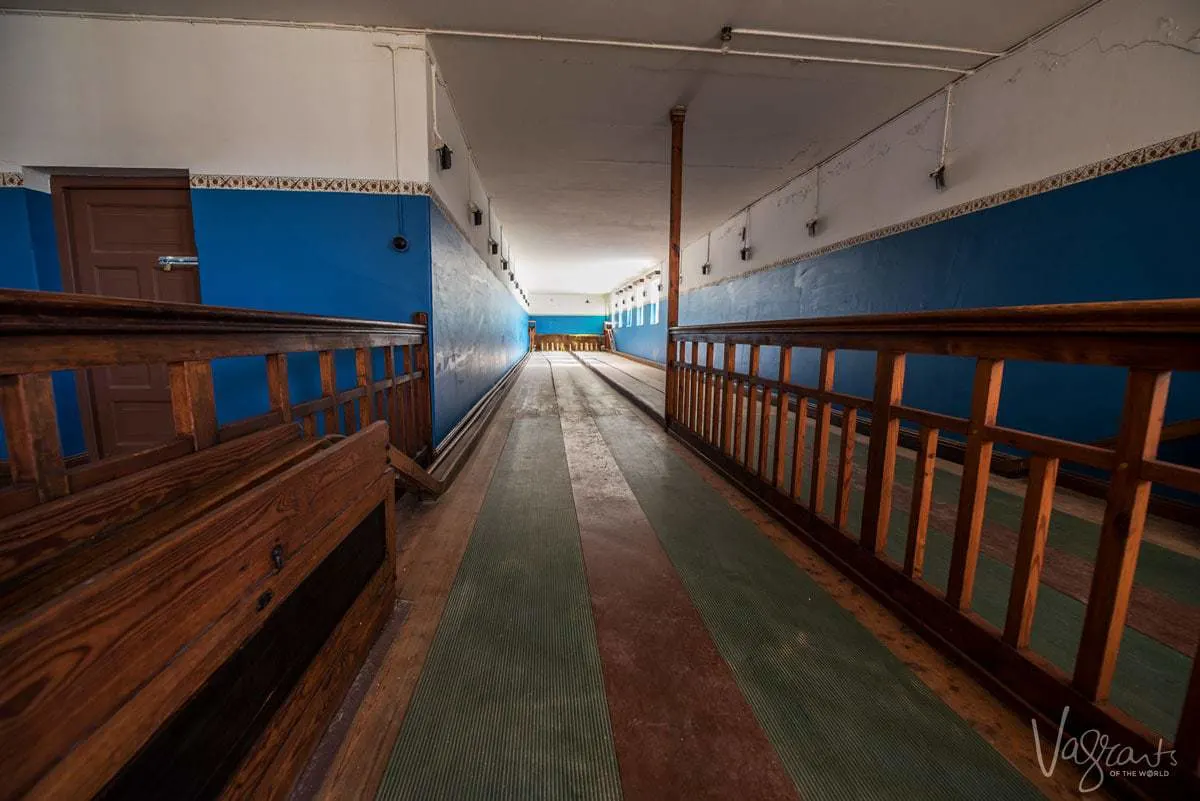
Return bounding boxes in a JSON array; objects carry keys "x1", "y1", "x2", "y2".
[
  {"x1": 666, "y1": 298, "x2": 1200, "y2": 800},
  {"x1": 670, "y1": 298, "x2": 1200, "y2": 369},
  {"x1": 0, "y1": 289, "x2": 433, "y2": 517}
]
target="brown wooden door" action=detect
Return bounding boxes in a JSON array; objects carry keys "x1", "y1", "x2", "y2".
[{"x1": 57, "y1": 178, "x2": 201, "y2": 459}]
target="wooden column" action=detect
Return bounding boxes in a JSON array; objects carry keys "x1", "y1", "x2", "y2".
[
  {"x1": 1074, "y1": 369, "x2": 1169, "y2": 702},
  {"x1": 663, "y1": 105, "x2": 686, "y2": 429}
]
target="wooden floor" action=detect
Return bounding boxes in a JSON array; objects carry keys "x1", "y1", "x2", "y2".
[{"x1": 309, "y1": 353, "x2": 1144, "y2": 800}]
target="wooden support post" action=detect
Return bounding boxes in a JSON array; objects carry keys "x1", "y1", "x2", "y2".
[
  {"x1": 1073, "y1": 369, "x2": 1169, "y2": 702},
  {"x1": 903, "y1": 426, "x2": 938, "y2": 578},
  {"x1": 745, "y1": 345, "x2": 760, "y2": 468},
  {"x1": 860, "y1": 351, "x2": 906, "y2": 553},
  {"x1": 401, "y1": 345, "x2": 416, "y2": 455},
  {"x1": 663, "y1": 105, "x2": 686, "y2": 429},
  {"x1": 265, "y1": 353, "x2": 291, "y2": 423},
  {"x1": 1004, "y1": 455, "x2": 1059, "y2": 649},
  {"x1": 688, "y1": 342, "x2": 700, "y2": 432},
  {"x1": 773, "y1": 347, "x2": 793, "y2": 488},
  {"x1": 834, "y1": 407, "x2": 858, "y2": 529},
  {"x1": 809, "y1": 349, "x2": 835, "y2": 516},
  {"x1": 168, "y1": 360, "x2": 218, "y2": 451},
  {"x1": 720, "y1": 343, "x2": 736, "y2": 456},
  {"x1": 355, "y1": 347, "x2": 372, "y2": 430},
  {"x1": 0, "y1": 373, "x2": 68, "y2": 501},
  {"x1": 947, "y1": 358, "x2": 1005, "y2": 611},
  {"x1": 318, "y1": 350, "x2": 338, "y2": 436},
  {"x1": 757, "y1": 355, "x2": 772, "y2": 478}
]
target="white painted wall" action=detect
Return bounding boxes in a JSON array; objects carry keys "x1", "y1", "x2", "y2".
[
  {"x1": 425, "y1": 50, "x2": 527, "y2": 308},
  {"x1": 0, "y1": 14, "x2": 429, "y2": 182},
  {"x1": 528, "y1": 293, "x2": 609, "y2": 316},
  {"x1": 617, "y1": 0, "x2": 1200, "y2": 304}
]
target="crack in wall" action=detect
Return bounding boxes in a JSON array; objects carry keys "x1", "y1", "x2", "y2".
[{"x1": 1032, "y1": 17, "x2": 1200, "y2": 72}]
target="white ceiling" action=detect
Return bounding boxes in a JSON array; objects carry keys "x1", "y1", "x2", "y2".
[{"x1": 12, "y1": 1, "x2": 1099, "y2": 293}]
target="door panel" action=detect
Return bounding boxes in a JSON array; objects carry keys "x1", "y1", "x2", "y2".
[{"x1": 61, "y1": 182, "x2": 200, "y2": 459}]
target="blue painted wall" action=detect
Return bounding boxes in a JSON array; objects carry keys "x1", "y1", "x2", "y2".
[
  {"x1": 530, "y1": 314, "x2": 606, "y2": 335},
  {"x1": 676, "y1": 150, "x2": 1200, "y2": 455},
  {"x1": 613, "y1": 313, "x2": 667, "y2": 364},
  {"x1": 430, "y1": 204, "x2": 528, "y2": 445},
  {"x1": 191, "y1": 189, "x2": 433, "y2": 430}
]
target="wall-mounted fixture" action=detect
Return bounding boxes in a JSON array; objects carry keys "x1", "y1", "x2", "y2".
[
  {"x1": 489, "y1": 239, "x2": 498, "y2": 255},
  {"x1": 469, "y1": 204, "x2": 483, "y2": 226},
  {"x1": 391, "y1": 235, "x2": 409, "y2": 253},
  {"x1": 739, "y1": 247, "x2": 753, "y2": 261},
  {"x1": 806, "y1": 218, "x2": 819, "y2": 237},
  {"x1": 436, "y1": 144, "x2": 453, "y2": 171},
  {"x1": 701, "y1": 263, "x2": 712, "y2": 275},
  {"x1": 930, "y1": 164, "x2": 946, "y2": 190}
]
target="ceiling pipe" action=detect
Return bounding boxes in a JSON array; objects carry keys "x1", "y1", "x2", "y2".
[
  {"x1": 728, "y1": 27, "x2": 1003, "y2": 58},
  {"x1": 406, "y1": 27, "x2": 974, "y2": 74}
]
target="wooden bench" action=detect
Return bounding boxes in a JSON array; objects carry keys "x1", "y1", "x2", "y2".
[{"x1": 0, "y1": 290, "x2": 433, "y2": 800}]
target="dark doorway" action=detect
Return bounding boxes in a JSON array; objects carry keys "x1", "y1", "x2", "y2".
[{"x1": 53, "y1": 176, "x2": 201, "y2": 459}]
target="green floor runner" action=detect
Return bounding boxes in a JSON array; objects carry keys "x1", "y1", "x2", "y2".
[
  {"x1": 376, "y1": 410, "x2": 621, "y2": 801},
  {"x1": 590, "y1": 406, "x2": 1043, "y2": 800}
]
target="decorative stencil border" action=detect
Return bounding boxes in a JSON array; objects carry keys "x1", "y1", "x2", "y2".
[
  {"x1": 189, "y1": 173, "x2": 432, "y2": 195},
  {"x1": 685, "y1": 130, "x2": 1200, "y2": 294},
  {"x1": 0, "y1": 172, "x2": 24, "y2": 187}
]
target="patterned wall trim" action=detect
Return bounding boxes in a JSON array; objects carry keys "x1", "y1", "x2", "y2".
[
  {"x1": 1, "y1": 172, "x2": 24, "y2": 187},
  {"x1": 189, "y1": 173, "x2": 432, "y2": 195},
  {"x1": 684, "y1": 129, "x2": 1200, "y2": 295}
]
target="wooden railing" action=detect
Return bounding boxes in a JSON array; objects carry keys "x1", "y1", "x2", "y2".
[
  {"x1": 0, "y1": 289, "x2": 432, "y2": 518},
  {"x1": 534, "y1": 333, "x2": 607, "y2": 351},
  {"x1": 667, "y1": 300, "x2": 1200, "y2": 798}
]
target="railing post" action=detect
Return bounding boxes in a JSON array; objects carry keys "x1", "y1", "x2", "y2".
[
  {"x1": 0, "y1": 373, "x2": 68, "y2": 501},
  {"x1": 772, "y1": 346, "x2": 793, "y2": 488},
  {"x1": 720, "y1": 342, "x2": 736, "y2": 455},
  {"x1": 1073, "y1": 369, "x2": 1169, "y2": 702},
  {"x1": 265, "y1": 353, "x2": 291, "y2": 423},
  {"x1": 947, "y1": 358, "x2": 1004, "y2": 611},
  {"x1": 860, "y1": 351, "x2": 906, "y2": 553},
  {"x1": 168, "y1": 360, "x2": 218, "y2": 451},
  {"x1": 355, "y1": 347, "x2": 372, "y2": 431},
  {"x1": 383, "y1": 347, "x2": 400, "y2": 449},
  {"x1": 318, "y1": 350, "x2": 338, "y2": 436},
  {"x1": 903, "y1": 426, "x2": 938, "y2": 578},
  {"x1": 809, "y1": 349, "x2": 835, "y2": 516},
  {"x1": 413, "y1": 311, "x2": 434, "y2": 461},
  {"x1": 1004, "y1": 455, "x2": 1059, "y2": 649}
]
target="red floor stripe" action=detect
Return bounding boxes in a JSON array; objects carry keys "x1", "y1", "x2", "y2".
[{"x1": 560, "y1": 408, "x2": 799, "y2": 801}]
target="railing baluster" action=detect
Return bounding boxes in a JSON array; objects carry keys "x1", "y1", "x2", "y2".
[
  {"x1": 747, "y1": 346, "x2": 760, "y2": 470},
  {"x1": 302, "y1": 414, "x2": 316, "y2": 439},
  {"x1": 860, "y1": 351, "x2": 907, "y2": 553},
  {"x1": 318, "y1": 350, "x2": 338, "y2": 436},
  {"x1": 384, "y1": 348, "x2": 399, "y2": 449},
  {"x1": 265, "y1": 353, "x2": 291, "y2": 424},
  {"x1": 1004, "y1": 455, "x2": 1059, "y2": 649},
  {"x1": 809, "y1": 348, "x2": 835, "y2": 516},
  {"x1": 688, "y1": 342, "x2": 700, "y2": 432},
  {"x1": 721, "y1": 343, "x2": 736, "y2": 456},
  {"x1": 904, "y1": 426, "x2": 938, "y2": 578},
  {"x1": 0, "y1": 374, "x2": 68, "y2": 501},
  {"x1": 757, "y1": 361, "x2": 772, "y2": 477},
  {"x1": 412, "y1": 312, "x2": 433, "y2": 457},
  {"x1": 168, "y1": 360, "x2": 218, "y2": 451},
  {"x1": 946, "y1": 357, "x2": 1005, "y2": 611},
  {"x1": 773, "y1": 347, "x2": 793, "y2": 488},
  {"x1": 790, "y1": 395, "x2": 807, "y2": 501},
  {"x1": 703, "y1": 343, "x2": 715, "y2": 443},
  {"x1": 834, "y1": 406, "x2": 858, "y2": 529},
  {"x1": 1074, "y1": 369, "x2": 1169, "y2": 702},
  {"x1": 355, "y1": 347, "x2": 372, "y2": 430},
  {"x1": 402, "y1": 345, "x2": 416, "y2": 455}
]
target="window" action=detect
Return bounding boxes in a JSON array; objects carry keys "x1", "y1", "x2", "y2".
[{"x1": 649, "y1": 280, "x2": 661, "y2": 325}]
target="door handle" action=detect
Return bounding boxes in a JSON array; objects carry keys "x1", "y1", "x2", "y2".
[{"x1": 157, "y1": 256, "x2": 198, "y2": 272}]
